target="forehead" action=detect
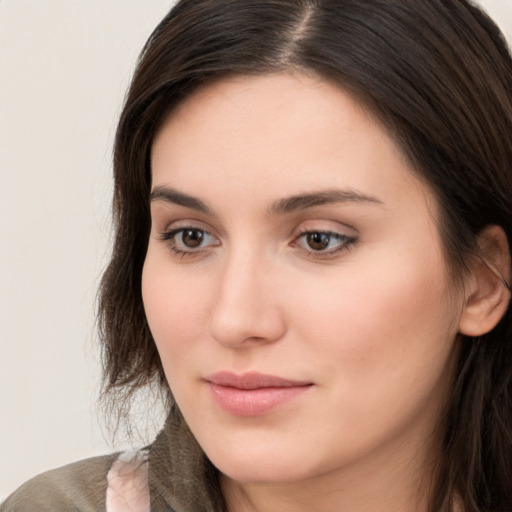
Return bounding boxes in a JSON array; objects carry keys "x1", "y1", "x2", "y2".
[
  {"x1": 154, "y1": 73, "x2": 380, "y2": 154},
  {"x1": 150, "y1": 72, "x2": 435, "y2": 216}
]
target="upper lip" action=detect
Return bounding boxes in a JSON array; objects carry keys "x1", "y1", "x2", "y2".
[{"x1": 205, "y1": 371, "x2": 312, "y2": 390}]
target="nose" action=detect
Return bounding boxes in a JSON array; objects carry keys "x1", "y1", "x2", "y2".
[{"x1": 208, "y1": 250, "x2": 286, "y2": 348}]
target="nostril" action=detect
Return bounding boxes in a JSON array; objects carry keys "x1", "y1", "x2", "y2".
[{"x1": 209, "y1": 301, "x2": 286, "y2": 348}]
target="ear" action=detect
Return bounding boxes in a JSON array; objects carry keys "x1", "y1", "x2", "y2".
[{"x1": 459, "y1": 225, "x2": 511, "y2": 337}]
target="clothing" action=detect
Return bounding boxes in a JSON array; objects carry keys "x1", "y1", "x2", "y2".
[{"x1": 0, "y1": 409, "x2": 224, "y2": 512}]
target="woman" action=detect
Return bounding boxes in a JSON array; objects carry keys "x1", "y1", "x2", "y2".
[{"x1": 2, "y1": 0, "x2": 511, "y2": 511}]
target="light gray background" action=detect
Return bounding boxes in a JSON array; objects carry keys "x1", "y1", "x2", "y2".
[{"x1": 1, "y1": 0, "x2": 511, "y2": 501}]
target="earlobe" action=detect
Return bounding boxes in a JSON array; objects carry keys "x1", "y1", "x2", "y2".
[{"x1": 459, "y1": 225, "x2": 511, "y2": 337}]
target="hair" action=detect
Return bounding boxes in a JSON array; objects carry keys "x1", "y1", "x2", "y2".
[{"x1": 98, "y1": 1, "x2": 512, "y2": 510}]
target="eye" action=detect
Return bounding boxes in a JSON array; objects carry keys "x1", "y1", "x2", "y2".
[
  {"x1": 177, "y1": 228, "x2": 207, "y2": 248},
  {"x1": 159, "y1": 227, "x2": 219, "y2": 257},
  {"x1": 293, "y1": 230, "x2": 356, "y2": 258}
]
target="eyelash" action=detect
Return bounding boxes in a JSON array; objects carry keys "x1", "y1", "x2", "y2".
[
  {"x1": 293, "y1": 229, "x2": 356, "y2": 259},
  {"x1": 158, "y1": 227, "x2": 218, "y2": 259},
  {"x1": 158, "y1": 227, "x2": 356, "y2": 260}
]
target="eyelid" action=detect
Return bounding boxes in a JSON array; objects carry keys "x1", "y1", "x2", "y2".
[
  {"x1": 291, "y1": 222, "x2": 358, "y2": 259},
  {"x1": 157, "y1": 221, "x2": 220, "y2": 259},
  {"x1": 293, "y1": 229, "x2": 354, "y2": 247},
  {"x1": 292, "y1": 216, "x2": 357, "y2": 232},
  {"x1": 156, "y1": 215, "x2": 218, "y2": 239},
  {"x1": 291, "y1": 220, "x2": 357, "y2": 241},
  {"x1": 159, "y1": 226, "x2": 218, "y2": 244}
]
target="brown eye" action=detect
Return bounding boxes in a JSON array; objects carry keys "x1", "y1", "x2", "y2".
[
  {"x1": 306, "y1": 232, "x2": 331, "y2": 251},
  {"x1": 293, "y1": 230, "x2": 355, "y2": 258},
  {"x1": 160, "y1": 226, "x2": 219, "y2": 256},
  {"x1": 181, "y1": 229, "x2": 204, "y2": 248}
]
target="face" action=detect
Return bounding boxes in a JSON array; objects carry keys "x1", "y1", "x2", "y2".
[{"x1": 143, "y1": 73, "x2": 464, "y2": 486}]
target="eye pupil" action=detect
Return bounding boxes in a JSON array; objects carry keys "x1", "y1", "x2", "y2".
[
  {"x1": 182, "y1": 229, "x2": 204, "y2": 248},
  {"x1": 307, "y1": 232, "x2": 330, "y2": 251}
]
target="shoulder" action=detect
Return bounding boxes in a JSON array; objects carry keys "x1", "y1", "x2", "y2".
[{"x1": 0, "y1": 452, "x2": 121, "y2": 512}]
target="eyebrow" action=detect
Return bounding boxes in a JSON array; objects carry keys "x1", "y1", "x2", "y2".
[
  {"x1": 149, "y1": 185, "x2": 384, "y2": 216},
  {"x1": 270, "y1": 189, "x2": 384, "y2": 215},
  {"x1": 150, "y1": 186, "x2": 214, "y2": 215}
]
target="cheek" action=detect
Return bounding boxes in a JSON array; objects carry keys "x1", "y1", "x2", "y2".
[
  {"x1": 141, "y1": 256, "x2": 212, "y2": 370},
  {"x1": 289, "y1": 247, "x2": 461, "y2": 399}
]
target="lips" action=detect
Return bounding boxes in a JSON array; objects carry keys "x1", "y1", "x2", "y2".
[{"x1": 205, "y1": 371, "x2": 313, "y2": 416}]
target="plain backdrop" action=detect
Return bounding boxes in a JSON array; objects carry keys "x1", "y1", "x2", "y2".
[{"x1": 0, "y1": 0, "x2": 511, "y2": 501}]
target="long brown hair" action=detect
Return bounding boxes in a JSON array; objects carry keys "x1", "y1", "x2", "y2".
[{"x1": 98, "y1": 1, "x2": 512, "y2": 510}]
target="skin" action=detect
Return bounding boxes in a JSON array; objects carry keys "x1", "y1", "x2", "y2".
[{"x1": 143, "y1": 73, "x2": 467, "y2": 512}]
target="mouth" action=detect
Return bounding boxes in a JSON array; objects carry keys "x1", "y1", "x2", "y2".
[{"x1": 204, "y1": 371, "x2": 313, "y2": 417}]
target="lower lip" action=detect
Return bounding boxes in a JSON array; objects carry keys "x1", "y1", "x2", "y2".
[{"x1": 208, "y1": 383, "x2": 311, "y2": 417}]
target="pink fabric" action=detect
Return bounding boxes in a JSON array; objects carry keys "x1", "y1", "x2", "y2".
[{"x1": 106, "y1": 450, "x2": 150, "y2": 512}]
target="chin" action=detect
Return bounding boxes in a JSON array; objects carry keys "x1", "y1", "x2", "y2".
[{"x1": 206, "y1": 442, "x2": 320, "y2": 485}]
